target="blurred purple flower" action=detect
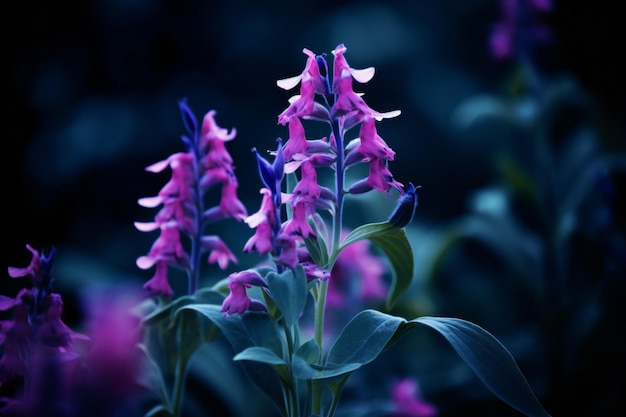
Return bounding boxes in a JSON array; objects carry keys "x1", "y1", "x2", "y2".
[{"x1": 392, "y1": 378, "x2": 437, "y2": 417}]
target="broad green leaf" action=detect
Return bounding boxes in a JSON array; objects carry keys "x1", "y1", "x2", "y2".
[
  {"x1": 175, "y1": 305, "x2": 286, "y2": 417},
  {"x1": 323, "y1": 309, "x2": 551, "y2": 417},
  {"x1": 266, "y1": 266, "x2": 307, "y2": 326},
  {"x1": 402, "y1": 316, "x2": 551, "y2": 417},
  {"x1": 333, "y1": 222, "x2": 414, "y2": 309},
  {"x1": 234, "y1": 346, "x2": 291, "y2": 383},
  {"x1": 325, "y1": 309, "x2": 404, "y2": 367},
  {"x1": 295, "y1": 338, "x2": 320, "y2": 364}
]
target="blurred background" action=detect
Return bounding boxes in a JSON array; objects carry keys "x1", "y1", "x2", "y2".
[{"x1": 3, "y1": 0, "x2": 626, "y2": 416}]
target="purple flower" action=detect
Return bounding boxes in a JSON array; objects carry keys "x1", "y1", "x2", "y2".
[
  {"x1": 221, "y1": 270, "x2": 268, "y2": 316},
  {"x1": 204, "y1": 180, "x2": 248, "y2": 222},
  {"x1": 357, "y1": 117, "x2": 396, "y2": 161},
  {"x1": 136, "y1": 221, "x2": 188, "y2": 270},
  {"x1": 283, "y1": 202, "x2": 316, "y2": 239},
  {"x1": 366, "y1": 158, "x2": 404, "y2": 194},
  {"x1": 142, "y1": 260, "x2": 174, "y2": 298},
  {"x1": 202, "y1": 235, "x2": 238, "y2": 270},
  {"x1": 391, "y1": 378, "x2": 437, "y2": 417}
]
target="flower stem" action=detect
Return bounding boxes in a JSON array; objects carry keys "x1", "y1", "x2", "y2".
[{"x1": 312, "y1": 118, "x2": 345, "y2": 415}]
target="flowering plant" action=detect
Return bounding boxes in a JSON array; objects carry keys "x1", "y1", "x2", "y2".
[
  {"x1": 134, "y1": 44, "x2": 551, "y2": 417},
  {"x1": 1, "y1": 43, "x2": 553, "y2": 417}
]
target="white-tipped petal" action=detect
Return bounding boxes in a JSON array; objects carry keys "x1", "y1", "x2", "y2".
[
  {"x1": 134, "y1": 222, "x2": 159, "y2": 232},
  {"x1": 351, "y1": 67, "x2": 375, "y2": 83},
  {"x1": 277, "y1": 75, "x2": 302, "y2": 90},
  {"x1": 136, "y1": 256, "x2": 156, "y2": 270},
  {"x1": 138, "y1": 196, "x2": 163, "y2": 208}
]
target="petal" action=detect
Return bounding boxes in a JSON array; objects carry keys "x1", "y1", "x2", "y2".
[
  {"x1": 277, "y1": 75, "x2": 302, "y2": 90},
  {"x1": 134, "y1": 222, "x2": 159, "y2": 232},
  {"x1": 350, "y1": 67, "x2": 375, "y2": 83},
  {"x1": 138, "y1": 196, "x2": 163, "y2": 208}
]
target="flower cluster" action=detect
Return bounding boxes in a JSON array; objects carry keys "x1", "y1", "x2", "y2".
[
  {"x1": 135, "y1": 100, "x2": 246, "y2": 297},
  {"x1": 221, "y1": 44, "x2": 415, "y2": 315},
  {"x1": 0, "y1": 244, "x2": 87, "y2": 414}
]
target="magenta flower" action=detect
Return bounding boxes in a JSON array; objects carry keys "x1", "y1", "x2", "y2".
[
  {"x1": 367, "y1": 158, "x2": 404, "y2": 193},
  {"x1": 136, "y1": 102, "x2": 244, "y2": 295},
  {"x1": 136, "y1": 221, "x2": 188, "y2": 270},
  {"x1": 143, "y1": 260, "x2": 174, "y2": 298},
  {"x1": 243, "y1": 221, "x2": 274, "y2": 254},
  {"x1": 204, "y1": 180, "x2": 248, "y2": 222},
  {"x1": 283, "y1": 202, "x2": 316, "y2": 239},
  {"x1": 331, "y1": 44, "x2": 401, "y2": 121},
  {"x1": 357, "y1": 117, "x2": 396, "y2": 161},
  {"x1": 221, "y1": 270, "x2": 268, "y2": 316},
  {"x1": 391, "y1": 378, "x2": 437, "y2": 417},
  {"x1": 202, "y1": 235, "x2": 238, "y2": 270},
  {"x1": 292, "y1": 161, "x2": 322, "y2": 203}
]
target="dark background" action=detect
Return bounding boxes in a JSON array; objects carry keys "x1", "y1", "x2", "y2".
[{"x1": 3, "y1": 0, "x2": 626, "y2": 416}]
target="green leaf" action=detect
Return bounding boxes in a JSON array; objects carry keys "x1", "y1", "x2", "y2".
[
  {"x1": 295, "y1": 338, "x2": 320, "y2": 364},
  {"x1": 333, "y1": 221, "x2": 414, "y2": 309},
  {"x1": 175, "y1": 305, "x2": 286, "y2": 417},
  {"x1": 404, "y1": 316, "x2": 551, "y2": 417},
  {"x1": 322, "y1": 309, "x2": 551, "y2": 417},
  {"x1": 234, "y1": 346, "x2": 291, "y2": 383},
  {"x1": 325, "y1": 309, "x2": 404, "y2": 367},
  {"x1": 266, "y1": 266, "x2": 308, "y2": 326}
]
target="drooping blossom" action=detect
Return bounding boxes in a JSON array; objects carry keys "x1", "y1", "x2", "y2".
[{"x1": 221, "y1": 270, "x2": 268, "y2": 316}]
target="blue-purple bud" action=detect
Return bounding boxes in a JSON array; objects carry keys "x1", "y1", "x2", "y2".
[
  {"x1": 253, "y1": 147, "x2": 277, "y2": 197},
  {"x1": 316, "y1": 53, "x2": 331, "y2": 96},
  {"x1": 388, "y1": 183, "x2": 419, "y2": 228},
  {"x1": 178, "y1": 98, "x2": 198, "y2": 140}
]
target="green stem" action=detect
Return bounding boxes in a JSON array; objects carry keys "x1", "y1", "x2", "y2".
[
  {"x1": 312, "y1": 118, "x2": 345, "y2": 416},
  {"x1": 171, "y1": 350, "x2": 190, "y2": 417}
]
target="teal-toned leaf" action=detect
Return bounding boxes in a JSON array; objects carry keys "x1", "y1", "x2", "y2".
[
  {"x1": 322, "y1": 310, "x2": 550, "y2": 417},
  {"x1": 234, "y1": 346, "x2": 291, "y2": 383},
  {"x1": 136, "y1": 343, "x2": 171, "y2": 409},
  {"x1": 175, "y1": 305, "x2": 286, "y2": 417},
  {"x1": 296, "y1": 338, "x2": 320, "y2": 364},
  {"x1": 334, "y1": 221, "x2": 414, "y2": 309},
  {"x1": 325, "y1": 309, "x2": 404, "y2": 367},
  {"x1": 304, "y1": 215, "x2": 330, "y2": 267},
  {"x1": 266, "y1": 266, "x2": 307, "y2": 326},
  {"x1": 399, "y1": 316, "x2": 551, "y2": 417}
]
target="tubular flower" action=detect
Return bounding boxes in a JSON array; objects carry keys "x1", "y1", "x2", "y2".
[
  {"x1": 136, "y1": 101, "x2": 244, "y2": 296},
  {"x1": 143, "y1": 261, "x2": 174, "y2": 298},
  {"x1": 220, "y1": 270, "x2": 268, "y2": 316}
]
